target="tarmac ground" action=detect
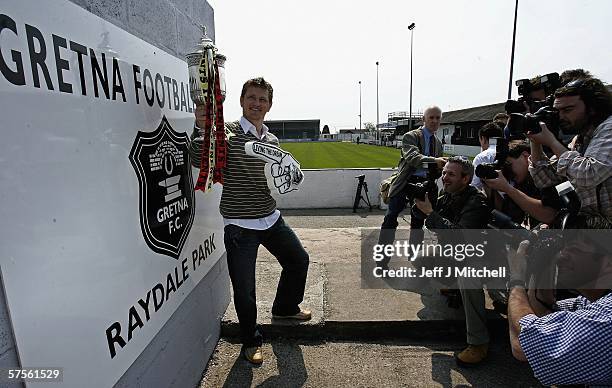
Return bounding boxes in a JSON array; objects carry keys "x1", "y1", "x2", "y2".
[{"x1": 199, "y1": 209, "x2": 541, "y2": 387}]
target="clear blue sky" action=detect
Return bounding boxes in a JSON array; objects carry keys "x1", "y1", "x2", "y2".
[{"x1": 207, "y1": 0, "x2": 612, "y2": 132}]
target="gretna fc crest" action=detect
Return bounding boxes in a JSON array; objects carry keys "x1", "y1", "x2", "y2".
[{"x1": 129, "y1": 116, "x2": 195, "y2": 259}]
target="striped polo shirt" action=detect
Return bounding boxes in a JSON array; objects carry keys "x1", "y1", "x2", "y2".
[{"x1": 219, "y1": 120, "x2": 279, "y2": 219}]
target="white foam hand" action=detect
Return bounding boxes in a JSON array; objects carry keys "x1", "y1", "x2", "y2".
[{"x1": 245, "y1": 141, "x2": 304, "y2": 194}]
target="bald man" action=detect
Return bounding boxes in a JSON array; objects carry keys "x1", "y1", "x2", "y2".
[{"x1": 378, "y1": 106, "x2": 447, "y2": 268}]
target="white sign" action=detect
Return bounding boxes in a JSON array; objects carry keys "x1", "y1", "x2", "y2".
[{"x1": 0, "y1": 1, "x2": 224, "y2": 387}]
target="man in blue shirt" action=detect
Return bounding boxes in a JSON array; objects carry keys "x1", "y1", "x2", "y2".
[
  {"x1": 378, "y1": 106, "x2": 447, "y2": 268},
  {"x1": 507, "y1": 216, "x2": 612, "y2": 386}
]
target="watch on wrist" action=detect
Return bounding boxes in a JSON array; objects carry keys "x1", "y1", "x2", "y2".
[{"x1": 506, "y1": 278, "x2": 526, "y2": 291}]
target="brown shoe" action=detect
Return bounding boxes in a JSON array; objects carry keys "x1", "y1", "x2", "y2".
[
  {"x1": 455, "y1": 344, "x2": 488, "y2": 367},
  {"x1": 272, "y1": 308, "x2": 312, "y2": 320},
  {"x1": 243, "y1": 346, "x2": 263, "y2": 365}
]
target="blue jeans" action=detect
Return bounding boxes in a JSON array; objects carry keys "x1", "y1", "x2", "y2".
[
  {"x1": 378, "y1": 189, "x2": 425, "y2": 267},
  {"x1": 224, "y1": 216, "x2": 309, "y2": 347}
]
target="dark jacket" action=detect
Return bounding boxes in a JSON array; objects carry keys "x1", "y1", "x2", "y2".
[
  {"x1": 388, "y1": 127, "x2": 443, "y2": 198},
  {"x1": 425, "y1": 185, "x2": 490, "y2": 230}
]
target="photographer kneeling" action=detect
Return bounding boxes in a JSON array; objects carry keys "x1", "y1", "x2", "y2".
[
  {"x1": 414, "y1": 157, "x2": 491, "y2": 366},
  {"x1": 443, "y1": 141, "x2": 560, "y2": 368},
  {"x1": 507, "y1": 215, "x2": 612, "y2": 386},
  {"x1": 415, "y1": 157, "x2": 489, "y2": 231}
]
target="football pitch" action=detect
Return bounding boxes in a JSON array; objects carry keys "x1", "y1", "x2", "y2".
[{"x1": 279, "y1": 142, "x2": 401, "y2": 169}]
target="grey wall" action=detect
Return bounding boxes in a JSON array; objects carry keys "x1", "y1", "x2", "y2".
[
  {"x1": 0, "y1": 1, "x2": 229, "y2": 387},
  {"x1": 68, "y1": 0, "x2": 216, "y2": 60}
]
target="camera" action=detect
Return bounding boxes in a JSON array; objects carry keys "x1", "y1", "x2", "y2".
[
  {"x1": 489, "y1": 181, "x2": 581, "y2": 241},
  {"x1": 551, "y1": 181, "x2": 581, "y2": 229},
  {"x1": 506, "y1": 106, "x2": 560, "y2": 139},
  {"x1": 488, "y1": 209, "x2": 533, "y2": 242},
  {"x1": 488, "y1": 209, "x2": 564, "y2": 280},
  {"x1": 474, "y1": 137, "x2": 510, "y2": 180},
  {"x1": 405, "y1": 162, "x2": 441, "y2": 202},
  {"x1": 505, "y1": 73, "x2": 560, "y2": 114},
  {"x1": 407, "y1": 162, "x2": 441, "y2": 220}
]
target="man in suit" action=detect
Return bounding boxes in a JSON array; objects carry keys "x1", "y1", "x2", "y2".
[{"x1": 378, "y1": 106, "x2": 447, "y2": 269}]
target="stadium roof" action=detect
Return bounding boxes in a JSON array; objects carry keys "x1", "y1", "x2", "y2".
[
  {"x1": 407, "y1": 84, "x2": 612, "y2": 126},
  {"x1": 440, "y1": 102, "x2": 506, "y2": 124}
]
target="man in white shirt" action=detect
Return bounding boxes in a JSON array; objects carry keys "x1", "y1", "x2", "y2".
[
  {"x1": 470, "y1": 121, "x2": 504, "y2": 191},
  {"x1": 192, "y1": 77, "x2": 311, "y2": 365}
]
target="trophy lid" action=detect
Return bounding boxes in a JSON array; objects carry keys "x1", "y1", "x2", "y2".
[{"x1": 191, "y1": 25, "x2": 215, "y2": 53}]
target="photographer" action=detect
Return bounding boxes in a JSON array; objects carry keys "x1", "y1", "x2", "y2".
[
  {"x1": 528, "y1": 75, "x2": 612, "y2": 219},
  {"x1": 378, "y1": 106, "x2": 447, "y2": 267},
  {"x1": 414, "y1": 157, "x2": 491, "y2": 367},
  {"x1": 471, "y1": 121, "x2": 504, "y2": 191},
  {"x1": 415, "y1": 157, "x2": 489, "y2": 230},
  {"x1": 560, "y1": 68, "x2": 592, "y2": 85},
  {"x1": 483, "y1": 141, "x2": 557, "y2": 225},
  {"x1": 504, "y1": 73, "x2": 560, "y2": 141},
  {"x1": 442, "y1": 141, "x2": 556, "y2": 368},
  {"x1": 505, "y1": 74, "x2": 550, "y2": 116},
  {"x1": 507, "y1": 215, "x2": 612, "y2": 386}
]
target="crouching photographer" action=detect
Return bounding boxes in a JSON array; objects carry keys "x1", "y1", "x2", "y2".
[
  {"x1": 527, "y1": 74, "x2": 612, "y2": 219},
  {"x1": 413, "y1": 157, "x2": 489, "y2": 276},
  {"x1": 414, "y1": 157, "x2": 491, "y2": 366},
  {"x1": 414, "y1": 157, "x2": 489, "y2": 232},
  {"x1": 448, "y1": 140, "x2": 553, "y2": 368},
  {"x1": 507, "y1": 214, "x2": 612, "y2": 386}
]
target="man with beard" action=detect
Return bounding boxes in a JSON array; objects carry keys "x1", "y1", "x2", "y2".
[{"x1": 528, "y1": 75, "x2": 612, "y2": 218}]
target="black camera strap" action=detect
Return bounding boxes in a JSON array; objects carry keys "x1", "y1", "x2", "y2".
[{"x1": 596, "y1": 182, "x2": 604, "y2": 214}]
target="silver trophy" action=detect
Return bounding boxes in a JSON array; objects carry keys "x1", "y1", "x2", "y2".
[
  {"x1": 186, "y1": 26, "x2": 226, "y2": 169},
  {"x1": 186, "y1": 26, "x2": 216, "y2": 105}
]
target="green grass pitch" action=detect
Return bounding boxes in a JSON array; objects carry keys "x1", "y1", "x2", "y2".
[{"x1": 279, "y1": 142, "x2": 401, "y2": 169}]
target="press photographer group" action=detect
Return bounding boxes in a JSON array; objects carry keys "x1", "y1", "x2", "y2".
[{"x1": 370, "y1": 68, "x2": 612, "y2": 386}]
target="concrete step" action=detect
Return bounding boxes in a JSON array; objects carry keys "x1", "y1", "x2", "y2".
[{"x1": 221, "y1": 258, "x2": 507, "y2": 342}]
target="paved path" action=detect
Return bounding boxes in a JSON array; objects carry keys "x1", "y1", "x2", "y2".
[
  {"x1": 201, "y1": 339, "x2": 540, "y2": 388},
  {"x1": 200, "y1": 209, "x2": 539, "y2": 387}
]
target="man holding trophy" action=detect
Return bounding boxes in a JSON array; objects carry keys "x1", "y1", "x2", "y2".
[{"x1": 187, "y1": 28, "x2": 310, "y2": 365}]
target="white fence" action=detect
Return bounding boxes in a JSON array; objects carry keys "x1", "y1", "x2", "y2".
[
  {"x1": 273, "y1": 168, "x2": 397, "y2": 210},
  {"x1": 443, "y1": 144, "x2": 481, "y2": 158}
]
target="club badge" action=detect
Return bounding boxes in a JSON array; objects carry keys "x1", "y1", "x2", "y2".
[{"x1": 129, "y1": 116, "x2": 195, "y2": 259}]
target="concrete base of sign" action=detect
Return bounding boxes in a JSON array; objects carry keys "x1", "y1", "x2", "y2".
[
  {"x1": 0, "y1": 237, "x2": 229, "y2": 388},
  {"x1": 115, "y1": 255, "x2": 230, "y2": 388},
  {"x1": 0, "y1": 284, "x2": 21, "y2": 376}
]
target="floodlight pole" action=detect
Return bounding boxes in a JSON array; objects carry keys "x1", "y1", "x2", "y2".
[
  {"x1": 408, "y1": 23, "x2": 416, "y2": 131},
  {"x1": 359, "y1": 80, "x2": 362, "y2": 130},
  {"x1": 508, "y1": 0, "x2": 519, "y2": 99},
  {"x1": 376, "y1": 61, "x2": 380, "y2": 142}
]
